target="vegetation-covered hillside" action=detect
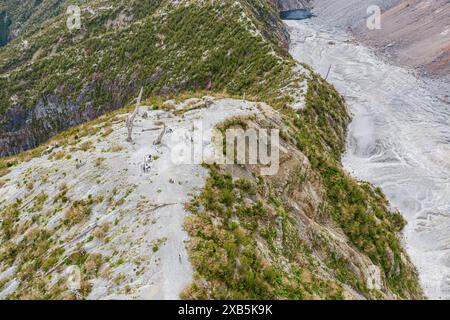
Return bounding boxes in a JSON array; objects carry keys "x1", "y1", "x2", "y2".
[
  {"x1": 182, "y1": 74, "x2": 423, "y2": 300},
  {"x1": 0, "y1": 0, "x2": 72, "y2": 46},
  {"x1": 0, "y1": 0, "x2": 293, "y2": 156},
  {"x1": 0, "y1": 0, "x2": 424, "y2": 300}
]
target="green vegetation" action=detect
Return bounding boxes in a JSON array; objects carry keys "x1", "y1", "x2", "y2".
[
  {"x1": 182, "y1": 74, "x2": 423, "y2": 300},
  {"x1": 64, "y1": 195, "x2": 104, "y2": 226},
  {"x1": 0, "y1": 161, "x2": 11, "y2": 177},
  {"x1": 0, "y1": 192, "x2": 106, "y2": 299},
  {"x1": 183, "y1": 165, "x2": 344, "y2": 300},
  {"x1": 0, "y1": 0, "x2": 296, "y2": 156},
  {"x1": 292, "y1": 74, "x2": 422, "y2": 298},
  {"x1": 31, "y1": 192, "x2": 48, "y2": 212}
]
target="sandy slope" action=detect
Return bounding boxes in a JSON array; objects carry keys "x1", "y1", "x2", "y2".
[
  {"x1": 0, "y1": 98, "x2": 261, "y2": 299},
  {"x1": 312, "y1": 0, "x2": 450, "y2": 78},
  {"x1": 359, "y1": 0, "x2": 450, "y2": 78}
]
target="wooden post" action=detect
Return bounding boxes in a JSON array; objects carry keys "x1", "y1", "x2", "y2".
[
  {"x1": 325, "y1": 65, "x2": 332, "y2": 80},
  {"x1": 153, "y1": 123, "x2": 166, "y2": 145},
  {"x1": 126, "y1": 87, "x2": 143, "y2": 142}
]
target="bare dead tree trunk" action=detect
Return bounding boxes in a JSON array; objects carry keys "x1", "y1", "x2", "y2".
[
  {"x1": 126, "y1": 87, "x2": 144, "y2": 142},
  {"x1": 153, "y1": 123, "x2": 166, "y2": 145},
  {"x1": 325, "y1": 65, "x2": 332, "y2": 80},
  {"x1": 142, "y1": 127, "x2": 163, "y2": 132}
]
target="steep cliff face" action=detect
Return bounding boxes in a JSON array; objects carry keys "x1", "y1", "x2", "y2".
[
  {"x1": 0, "y1": 11, "x2": 11, "y2": 47},
  {"x1": 0, "y1": 0, "x2": 288, "y2": 157}
]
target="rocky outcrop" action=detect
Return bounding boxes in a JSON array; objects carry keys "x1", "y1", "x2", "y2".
[{"x1": 0, "y1": 11, "x2": 10, "y2": 47}]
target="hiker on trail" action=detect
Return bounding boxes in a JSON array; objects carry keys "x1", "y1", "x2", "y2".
[{"x1": 142, "y1": 154, "x2": 153, "y2": 173}]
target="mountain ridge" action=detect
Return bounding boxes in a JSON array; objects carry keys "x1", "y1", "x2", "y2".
[
  {"x1": 0, "y1": 0, "x2": 424, "y2": 300},
  {"x1": 0, "y1": 0, "x2": 290, "y2": 157}
]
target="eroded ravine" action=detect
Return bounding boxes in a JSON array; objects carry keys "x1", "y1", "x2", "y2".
[{"x1": 286, "y1": 19, "x2": 450, "y2": 299}]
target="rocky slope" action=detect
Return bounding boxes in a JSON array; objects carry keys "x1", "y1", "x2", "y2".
[
  {"x1": 0, "y1": 88, "x2": 423, "y2": 299},
  {"x1": 311, "y1": 0, "x2": 450, "y2": 79},
  {"x1": 0, "y1": 0, "x2": 424, "y2": 300}
]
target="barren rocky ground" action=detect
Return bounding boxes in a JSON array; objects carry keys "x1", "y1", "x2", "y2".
[
  {"x1": 312, "y1": 0, "x2": 450, "y2": 79},
  {"x1": 0, "y1": 97, "x2": 262, "y2": 299}
]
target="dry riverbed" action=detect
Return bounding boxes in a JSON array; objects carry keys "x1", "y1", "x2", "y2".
[{"x1": 287, "y1": 18, "x2": 450, "y2": 299}]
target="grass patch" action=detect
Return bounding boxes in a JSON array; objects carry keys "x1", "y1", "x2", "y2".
[{"x1": 182, "y1": 165, "x2": 344, "y2": 300}]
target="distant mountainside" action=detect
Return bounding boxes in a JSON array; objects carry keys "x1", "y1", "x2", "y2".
[
  {"x1": 0, "y1": 0, "x2": 71, "y2": 46},
  {"x1": 359, "y1": 0, "x2": 450, "y2": 78},
  {"x1": 310, "y1": 0, "x2": 400, "y2": 28},
  {"x1": 312, "y1": 0, "x2": 450, "y2": 78}
]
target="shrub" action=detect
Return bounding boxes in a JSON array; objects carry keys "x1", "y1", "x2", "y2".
[{"x1": 64, "y1": 200, "x2": 93, "y2": 226}]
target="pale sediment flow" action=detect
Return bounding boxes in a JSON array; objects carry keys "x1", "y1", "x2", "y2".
[{"x1": 286, "y1": 19, "x2": 450, "y2": 299}]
